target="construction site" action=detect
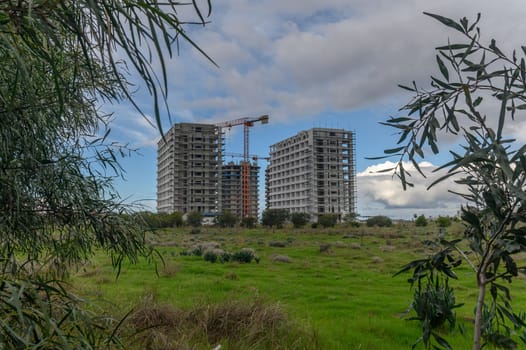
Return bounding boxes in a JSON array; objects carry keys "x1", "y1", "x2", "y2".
[{"x1": 157, "y1": 116, "x2": 356, "y2": 221}]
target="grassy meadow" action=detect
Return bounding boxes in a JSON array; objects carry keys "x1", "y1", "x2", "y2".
[{"x1": 71, "y1": 222, "x2": 526, "y2": 349}]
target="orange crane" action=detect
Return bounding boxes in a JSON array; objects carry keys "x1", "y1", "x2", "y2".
[{"x1": 216, "y1": 115, "x2": 269, "y2": 218}]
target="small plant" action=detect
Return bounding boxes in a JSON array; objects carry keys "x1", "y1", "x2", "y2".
[
  {"x1": 396, "y1": 242, "x2": 462, "y2": 349},
  {"x1": 203, "y1": 250, "x2": 219, "y2": 263},
  {"x1": 319, "y1": 243, "x2": 332, "y2": 254},
  {"x1": 232, "y1": 248, "x2": 259, "y2": 263},
  {"x1": 191, "y1": 246, "x2": 203, "y2": 257},
  {"x1": 224, "y1": 271, "x2": 238, "y2": 280},
  {"x1": 271, "y1": 254, "x2": 291, "y2": 263},
  {"x1": 269, "y1": 240, "x2": 287, "y2": 248},
  {"x1": 219, "y1": 251, "x2": 232, "y2": 263}
]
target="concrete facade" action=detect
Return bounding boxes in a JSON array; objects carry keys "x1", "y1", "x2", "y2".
[
  {"x1": 156, "y1": 123, "x2": 222, "y2": 214},
  {"x1": 265, "y1": 128, "x2": 356, "y2": 221}
]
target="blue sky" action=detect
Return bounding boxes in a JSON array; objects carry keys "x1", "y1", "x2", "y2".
[{"x1": 107, "y1": 0, "x2": 526, "y2": 219}]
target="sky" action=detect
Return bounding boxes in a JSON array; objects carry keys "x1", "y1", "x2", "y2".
[{"x1": 106, "y1": 0, "x2": 526, "y2": 219}]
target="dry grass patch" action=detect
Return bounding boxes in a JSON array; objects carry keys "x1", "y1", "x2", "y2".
[
  {"x1": 126, "y1": 297, "x2": 319, "y2": 349},
  {"x1": 271, "y1": 254, "x2": 292, "y2": 263}
]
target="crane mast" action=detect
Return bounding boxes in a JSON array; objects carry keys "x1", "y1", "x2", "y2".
[{"x1": 216, "y1": 115, "x2": 269, "y2": 218}]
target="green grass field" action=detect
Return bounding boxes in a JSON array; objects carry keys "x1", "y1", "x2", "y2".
[{"x1": 71, "y1": 223, "x2": 526, "y2": 349}]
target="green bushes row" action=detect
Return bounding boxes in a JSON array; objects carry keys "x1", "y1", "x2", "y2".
[{"x1": 181, "y1": 247, "x2": 260, "y2": 264}]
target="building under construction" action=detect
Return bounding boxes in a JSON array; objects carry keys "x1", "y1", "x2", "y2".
[
  {"x1": 221, "y1": 162, "x2": 260, "y2": 218},
  {"x1": 157, "y1": 123, "x2": 260, "y2": 218},
  {"x1": 265, "y1": 128, "x2": 356, "y2": 221},
  {"x1": 157, "y1": 123, "x2": 222, "y2": 214}
]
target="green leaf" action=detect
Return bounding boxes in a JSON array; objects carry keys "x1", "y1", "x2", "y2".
[
  {"x1": 384, "y1": 146, "x2": 405, "y2": 154},
  {"x1": 432, "y1": 332, "x2": 452, "y2": 350},
  {"x1": 424, "y1": 12, "x2": 465, "y2": 34},
  {"x1": 436, "y1": 44, "x2": 472, "y2": 51},
  {"x1": 398, "y1": 84, "x2": 416, "y2": 92},
  {"x1": 436, "y1": 55, "x2": 449, "y2": 81}
]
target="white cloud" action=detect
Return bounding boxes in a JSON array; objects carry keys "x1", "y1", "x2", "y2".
[
  {"x1": 357, "y1": 161, "x2": 465, "y2": 218},
  {"x1": 112, "y1": 0, "x2": 526, "y2": 147}
]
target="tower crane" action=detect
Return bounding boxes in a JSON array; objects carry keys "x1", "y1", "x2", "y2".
[{"x1": 216, "y1": 115, "x2": 269, "y2": 218}]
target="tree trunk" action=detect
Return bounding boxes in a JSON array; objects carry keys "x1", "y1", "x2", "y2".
[{"x1": 473, "y1": 277, "x2": 486, "y2": 350}]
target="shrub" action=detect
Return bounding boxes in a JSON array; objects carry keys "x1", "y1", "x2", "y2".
[
  {"x1": 190, "y1": 228, "x2": 201, "y2": 235},
  {"x1": 415, "y1": 215, "x2": 428, "y2": 227},
  {"x1": 319, "y1": 244, "x2": 332, "y2": 254},
  {"x1": 290, "y1": 212, "x2": 310, "y2": 228},
  {"x1": 232, "y1": 248, "x2": 259, "y2": 263},
  {"x1": 271, "y1": 255, "x2": 291, "y2": 263},
  {"x1": 203, "y1": 250, "x2": 219, "y2": 263},
  {"x1": 318, "y1": 214, "x2": 338, "y2": 228},
  {"x1": 366, "y1": 215, "x2": 392, "y2": 227},
  {"x1": 269, "y1": 241, "x2": 287, "y2": 248},
  {"x1": 191, "y1": 246, "x2": 203, "y2": 256}
]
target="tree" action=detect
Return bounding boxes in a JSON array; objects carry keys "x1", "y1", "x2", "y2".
[
  {"x1": 436, "y1": 216, "x2": 452, "y2": 228},
  {"x1": 216, "y1": 211, "x2": 238, "y2": 228},
  {"x1": 290, "y1": 212, "x2": 310, "y2": 228},
  {"x1": 366, "y1": 215, "x2": 392, "y2": 227},
  {"x1": 317, "y1": 214, "x2": 338, "y2": 228},
  {"x1": 261, "y1": 209, "x2": 289, "y2": 229},
  {"x1": 241, "y1": 216, "x2": 257, "y2": 228},
  {"x1": 186, "y1": 211, "x2": 203, "y2": 228},
  {"x1": 0, "y1": 0, "x2": 212, "y2": 347},
  {"x1": 385, "y1": 12, "x2": 526, "y2": 350},
  {"x1": 343, "y1": 212, "x2": 360, "y2": 227},
  {"x1": 415, "y1": 215, "x2": 428, "y2": 227}
]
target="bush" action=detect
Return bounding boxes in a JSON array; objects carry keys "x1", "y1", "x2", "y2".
[
  {"x1": 269, "y1": 241, "x2": 287, "y2": 248},
  {"x1": 366, "y1": 215, "x2": 392, "y2": 227},
  {"x1": 232, "y1": 248, "x2": 259, "y2": 263},
  {"x1": 136, "y1": 211, "x2": 184, "y2": 229},
  {"x1": 203, "y1": 250, "x2": 218, "y2": 263},
  {"x1": 318, "y1": 214, "x2": 338, "y2": 228},
  {"x1": 290, "y1": 212, "x2": 310, "y2": 228},
  {"x1": 415, "y1": 215, "x2": 428, "y2": 227}
]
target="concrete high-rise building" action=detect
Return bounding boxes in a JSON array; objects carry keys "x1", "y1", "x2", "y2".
[
  {"x1": 221, "y1": 162, "x2": 260, "y2": 218},
  {"x1": 265, "y1": 128, "x2": 356, "y2": 221},
  {"x1": 156, "y1": 122, "x2": 262, "y2": 219},
  {"x1": 156, "y1": 123, "x2": 223, "y2": 214}
]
